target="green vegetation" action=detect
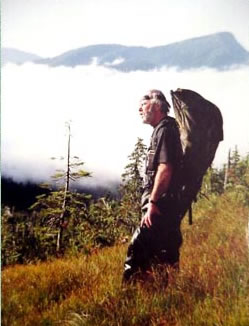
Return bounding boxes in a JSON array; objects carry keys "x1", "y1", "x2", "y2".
[
  {"x1": 1, "y1": 137, "x2": 147, "y2": 265},
  {"x1": 2, "y1": 192, "x2": 249, "y2": 326},
  {"x1": 2, "y1": 143, "x2": 249, "y2": 325}
]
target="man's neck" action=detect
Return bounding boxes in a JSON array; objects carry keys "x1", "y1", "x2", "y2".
[{"x1": 151, "y1": 114, "x2": 167, "y2": 128}]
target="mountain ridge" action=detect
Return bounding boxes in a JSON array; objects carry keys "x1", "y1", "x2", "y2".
[
  {"x1": 2, "y1": 32, "x2": 249, "y2": 71},
  {"x1": 1, "y1": 47, "x2": 42, "y2": 65}
]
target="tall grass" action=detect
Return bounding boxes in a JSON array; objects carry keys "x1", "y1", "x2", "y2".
[{"x1": 2, "y1": 193, "x2": 249, "y2": 326}]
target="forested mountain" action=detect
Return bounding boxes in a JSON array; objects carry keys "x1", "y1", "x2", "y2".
[
  {"x1": 1, "y1": 48, "x2": 42, "y2": 65},
  {"x1": 3, "y1": 32, "x2": 249, "y2": 70}
]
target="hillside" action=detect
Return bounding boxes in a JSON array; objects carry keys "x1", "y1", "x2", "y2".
[
  {"x1": 2, "y1": 32, "x2": 249, "y2": 71},
  {"x1": 2, "y1": 193, "x2": 249, "y2": 326},
  {"x1": 33, "y1": 32, "x2": 249, "y2": 70},
  {"x1": 1, "y1": 48, "x2": 42, "y2": 65}
]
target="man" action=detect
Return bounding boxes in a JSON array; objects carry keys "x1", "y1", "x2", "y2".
[{"x1": 123, "y1": 89, "x2": 183, "y2": 283}]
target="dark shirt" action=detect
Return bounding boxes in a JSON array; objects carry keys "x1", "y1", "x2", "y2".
[{"x1": 143, "y1": 116, "x2": 183, "y2": 193}]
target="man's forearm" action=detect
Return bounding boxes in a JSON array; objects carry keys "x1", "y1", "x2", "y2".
[{"x1": 149, "y1": 163, "x2": 173, "y2": 202}]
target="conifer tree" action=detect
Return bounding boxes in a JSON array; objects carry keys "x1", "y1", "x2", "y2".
[
  {"x1": 30, "y1": 121, "x2": 91, "y2": 253},
  {"x1": 224, "y1": 149, "x2": 231, "y2": 190},
  {"x1": 119, "y1": 138, "x2": 147, "y2": 232}
]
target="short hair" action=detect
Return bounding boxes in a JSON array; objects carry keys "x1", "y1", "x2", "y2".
[{"x1": 142, "y1": 89, "x2": 171, "y2": 114}]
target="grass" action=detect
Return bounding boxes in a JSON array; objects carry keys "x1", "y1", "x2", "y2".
[{"x1": 2, "y1": 193, "x2": 249, "y2": 326}]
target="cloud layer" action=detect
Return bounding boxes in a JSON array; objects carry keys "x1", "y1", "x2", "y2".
[{"x1": 2, "y1": 63, "x2": 249, "y2": 187}]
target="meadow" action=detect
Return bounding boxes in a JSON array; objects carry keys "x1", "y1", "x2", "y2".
[{"x1": 2, "y1": 192, "x2": 249, "y2": 326}]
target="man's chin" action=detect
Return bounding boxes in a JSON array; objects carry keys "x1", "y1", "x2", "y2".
[{"x1": 142, "y1": 119, "x2": 151, "y2": 125}]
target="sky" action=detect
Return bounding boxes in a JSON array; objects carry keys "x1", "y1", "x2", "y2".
[
  {"x1": 2, "y1": 0, "x2": 249, "y2": 56},
  {"x1": 1, "y1": 0, "x2": 249, "y2": 188}
]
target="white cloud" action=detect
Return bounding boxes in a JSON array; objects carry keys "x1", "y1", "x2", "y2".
[
  {"x1": 105, "y1": 58, "x2": 125, "y2": 66},
  {"x1": 2, "y1": 63, "x2": 249, "y2": 187}
]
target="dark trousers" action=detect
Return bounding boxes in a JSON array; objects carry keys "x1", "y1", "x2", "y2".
[{"x1": 123, "y1": 195, "x2": 182, "y2": 282}]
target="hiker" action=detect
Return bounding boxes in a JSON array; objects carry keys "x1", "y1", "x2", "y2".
[{"x1": 123, "y1": 89, "x2": 183, "y2": 283}]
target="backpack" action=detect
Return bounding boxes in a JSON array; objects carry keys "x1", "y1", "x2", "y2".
[{"x1": 170, "y1": 88, "x2": 224, "y2": 224}]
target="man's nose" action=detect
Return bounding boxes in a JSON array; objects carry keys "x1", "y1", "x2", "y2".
[{"x1": 139, "y1": 106, "x2": 142, "y2": 112}]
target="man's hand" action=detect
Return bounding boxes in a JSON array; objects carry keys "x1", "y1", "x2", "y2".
[
  {"x1": 141, "y1": 202, "x2": 162, "y2": 228},
  {"x1": 141, "y1": 163, "x2": 172, "y2": 228}
]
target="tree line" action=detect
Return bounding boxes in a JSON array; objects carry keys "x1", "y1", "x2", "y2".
[{"x1": 2, "y1": 130, "x2": 249, "y2": 267}]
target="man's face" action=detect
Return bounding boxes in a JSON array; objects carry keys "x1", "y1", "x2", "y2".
[{"x1": 139, "y1": 98, "x2": 156, "y2": 125}]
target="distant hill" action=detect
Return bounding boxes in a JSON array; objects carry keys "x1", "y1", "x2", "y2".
[
  {"x1": 2, "y1": 32, "x2": 249, "y2": 71},
  {"x1": 37, "y1": 32, "x2": 249, "y2": 71},
  {"x1": 1, "y1": 176, "x2": 119, "y2": 210},
  {"x1": 1, "y1": 48, "x2": 42, "y2": 66}
]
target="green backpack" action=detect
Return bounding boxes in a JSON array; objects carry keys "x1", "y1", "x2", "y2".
[{"x1": 170, "y1": 88, "x2": 224, "y2": 224}]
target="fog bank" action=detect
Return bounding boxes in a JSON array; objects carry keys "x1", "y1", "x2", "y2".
[{"x1": 2, "y1": 63, "x2": 249, "y2": 187}]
